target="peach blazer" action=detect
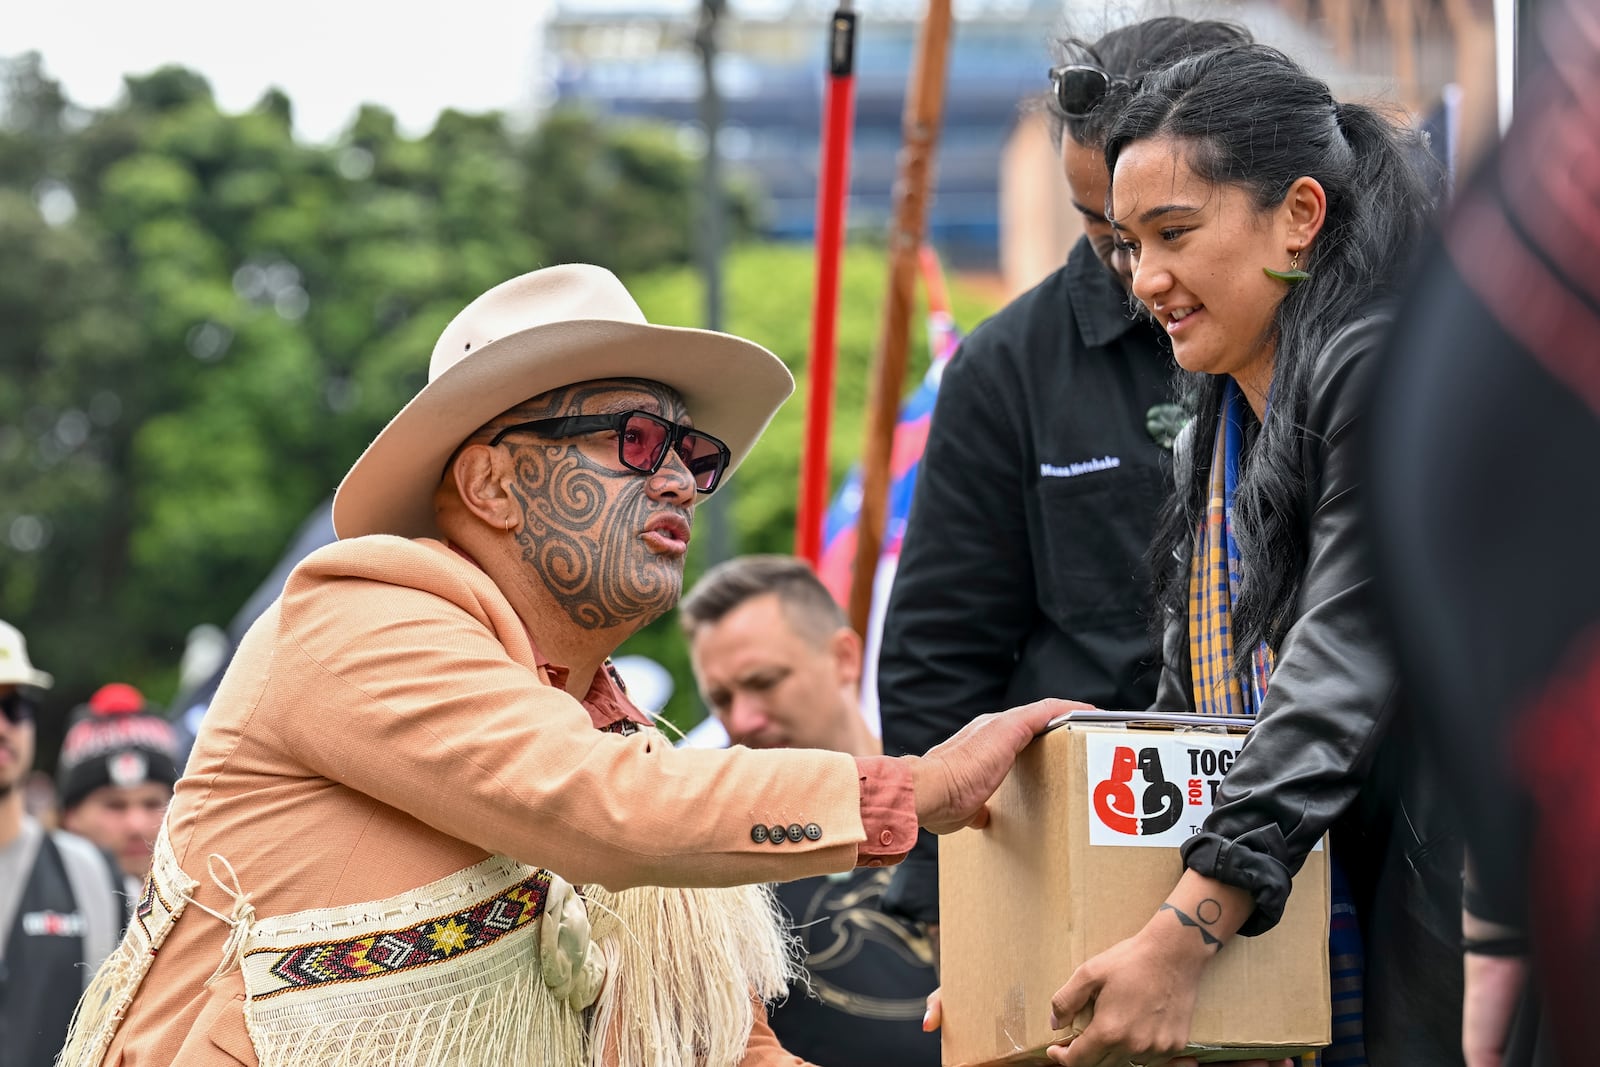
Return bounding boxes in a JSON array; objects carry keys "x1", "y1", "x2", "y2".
[{"x1": 99, "y1": 536, "x2": 870, "y2": 1065}]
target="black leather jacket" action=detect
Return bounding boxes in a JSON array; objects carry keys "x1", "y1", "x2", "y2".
[{"x1": 1154, "y1": 318, "x2": 1464, "y2": 1064}]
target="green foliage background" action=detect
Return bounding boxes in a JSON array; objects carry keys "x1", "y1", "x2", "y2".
[{"x1": 0, "y1": 54, "x2": 1000, "y2": 758}]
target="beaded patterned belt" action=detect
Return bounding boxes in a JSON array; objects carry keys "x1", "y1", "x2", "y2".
[
  {"x1": 238, "y1": 854, "x2": 591, "y2": 1067},
  {"x1": 242, "y1": 865, "x2": 551, "y2": 1000}
]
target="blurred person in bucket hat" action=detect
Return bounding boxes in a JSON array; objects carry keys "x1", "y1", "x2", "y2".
[
  {"x1": 0, "y1": 621, "x2": 127, "y2": 1067},
  {"x1": 59, "y1": 264, "x2": 1073, "y2": 1067},
  {"x1": 0, "y1": 620, "x2": 54, "y2": 691},
  {"x1": 56, "y1": 684, "x2": 181, "y2": 896}
]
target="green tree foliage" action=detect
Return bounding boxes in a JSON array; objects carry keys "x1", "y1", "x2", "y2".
[
  {"x1": 0, "y1": 52, "x2": 999, "y2": 750},
  {"x1": 520, "y1": 107, "x2": 759, "y2": 275}
]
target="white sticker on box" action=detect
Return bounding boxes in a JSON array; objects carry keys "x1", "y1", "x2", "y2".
[{"x1": 1084, "y1": 731, "x2": 1243, "y2": 848}]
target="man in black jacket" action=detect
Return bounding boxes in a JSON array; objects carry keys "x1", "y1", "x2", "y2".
[{"x1": 877, "y1": 17, "x2": 1251, "y2": 929}]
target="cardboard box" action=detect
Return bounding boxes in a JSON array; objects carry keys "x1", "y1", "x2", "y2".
[{"x1": 939, "y1": 713, "x2": 1330, "y2": 1066}]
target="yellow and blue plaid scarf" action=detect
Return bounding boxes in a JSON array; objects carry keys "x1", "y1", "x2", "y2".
[
  {"x1": 1188, "y1": 381, "x2": 1272, "y2": 718},
  {"x1": 1187, "y1": 381, "x2": 1367, "y2": 1066}
]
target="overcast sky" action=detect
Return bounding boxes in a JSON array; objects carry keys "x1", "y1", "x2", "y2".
[{"x1": 5, "y1": 0, "x2": 551, "y2": 142}]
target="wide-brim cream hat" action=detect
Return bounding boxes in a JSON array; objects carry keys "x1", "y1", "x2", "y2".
[
  {"x1": 334, "y1": 264, "x2": 794, "y2": 539},
  {"x1": 0, "y1": 619, "x2": 54, "y2": 689}
]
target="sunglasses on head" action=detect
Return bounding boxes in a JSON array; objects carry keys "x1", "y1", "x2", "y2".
[
  {"x1": 1048, "y1": 63, "x2": 1135, "y2": 118},
  {"x1": 490, "y1": 409, "x2": 732, "y2": 494},
  {"x1": 0, "y1": 692, "x2": 36, "y2": 725}
]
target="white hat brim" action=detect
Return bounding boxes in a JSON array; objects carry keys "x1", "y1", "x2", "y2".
[
  {"x1": 333, "y1": 318, "x2": 794, "y2": 540},
  {"x1": 0, "y1": 664, "x2": 53, "y2": 689}
]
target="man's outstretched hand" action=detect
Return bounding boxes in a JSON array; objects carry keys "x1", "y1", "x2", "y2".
[{"x1": 908, "y1": 699, "x2": 1090, "y2": 836}]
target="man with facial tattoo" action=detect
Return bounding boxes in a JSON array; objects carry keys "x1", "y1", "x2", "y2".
[{"x1": 58, "y1": 265, "x2": 1068, "y2": 1067}]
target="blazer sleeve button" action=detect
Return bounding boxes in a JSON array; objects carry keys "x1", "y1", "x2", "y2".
[
  {"x1": 803, "y1": 823, "x2": 822, "y2": 841},
  {"x1": 751, "y1": 824, "x2": 769, "y2": 844},
  {"x1": 769, "y1": 824, "x2": 787, "y2": 846},
  {"x1": 786, "y1": 823, "x2": 805, "y2": 843}
]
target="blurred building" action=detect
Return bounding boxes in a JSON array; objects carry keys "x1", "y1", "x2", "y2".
[
  {"x1": 542, "y1": 0, "x2": 1502, "y2": 288},
  {"x1": 1270, "y1": 0, "x2": 1500, "y2": 180},
  {"x1": 542, "y1": 0, "x2": 1062, "y2": 268}
]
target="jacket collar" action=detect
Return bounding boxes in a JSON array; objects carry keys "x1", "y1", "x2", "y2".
[
  {"x1": 1064, "y1": 236, "x2": 1144, "y2": 350},
  {"x1": 443, "y1": 540, "x2": 651, "y2": 732}
]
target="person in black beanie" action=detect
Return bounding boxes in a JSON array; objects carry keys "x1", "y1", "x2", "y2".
[{"x1": 57, "y1": 683, "x2": 180, "y2": 896}]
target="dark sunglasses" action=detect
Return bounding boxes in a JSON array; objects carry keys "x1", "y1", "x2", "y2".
[
  {"x1": 1048, "y1": 64, "x2": 1134, "y2": 118},
  {"x1": 490, "y1": 409, "x2": 732, "y2": 494},
  {"x1": 0, "y1": 692, "x2": 36, "y2": 725}
]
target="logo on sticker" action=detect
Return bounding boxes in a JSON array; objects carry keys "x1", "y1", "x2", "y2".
[
  {"x1": 1084, "y1": 732, "x2": 1323, "y2": 851},
  {"x1": 1092, "y1": 745, "x2": 1184, "y2": 836},
  {"x1": 1085, "y1": 733, "x2": 1240, "y2": 848}
]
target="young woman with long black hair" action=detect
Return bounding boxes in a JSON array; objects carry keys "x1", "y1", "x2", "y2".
[{"x1": 1044, "y1": 45, "x2": 1459, "y2": 1067}]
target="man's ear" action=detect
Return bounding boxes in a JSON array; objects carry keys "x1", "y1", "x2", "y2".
[
  {"x1": 829, "y1": 626, "x2": 863, "y2": 691},
  {"x1": 448, "y1": 443, "x2": 523, "y2": 532},
  {"x1": 1282, "y1": 175, "x2": 1328, "y2": 252}
]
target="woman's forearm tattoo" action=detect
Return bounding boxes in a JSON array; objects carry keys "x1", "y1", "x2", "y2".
[{"x1": 1160, "y1": 901, "x2": 1223, "y2": 950}]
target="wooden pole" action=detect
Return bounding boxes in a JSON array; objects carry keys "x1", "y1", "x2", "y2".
[
  {"x1": 1441, "y1": 0, "x2": 1500, "y2": 181},
  {"x1": 1325, "y1": 0, "x2": 1355, "y2": 65},
  {"x1": 1382, "y1": 0, "x2": 1417, "y2": 109},
  {"x1": 846, "y1": 0, "x2": 953, "y2": 638}
]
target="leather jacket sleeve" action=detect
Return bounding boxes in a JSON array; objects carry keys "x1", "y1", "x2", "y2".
[
  {"x1": 1176, "y1": 319, "x2": 1401, "y2": 936},
  {"x1": 1152, "y1": 603, "x2": 1196, "y2": 715}
]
